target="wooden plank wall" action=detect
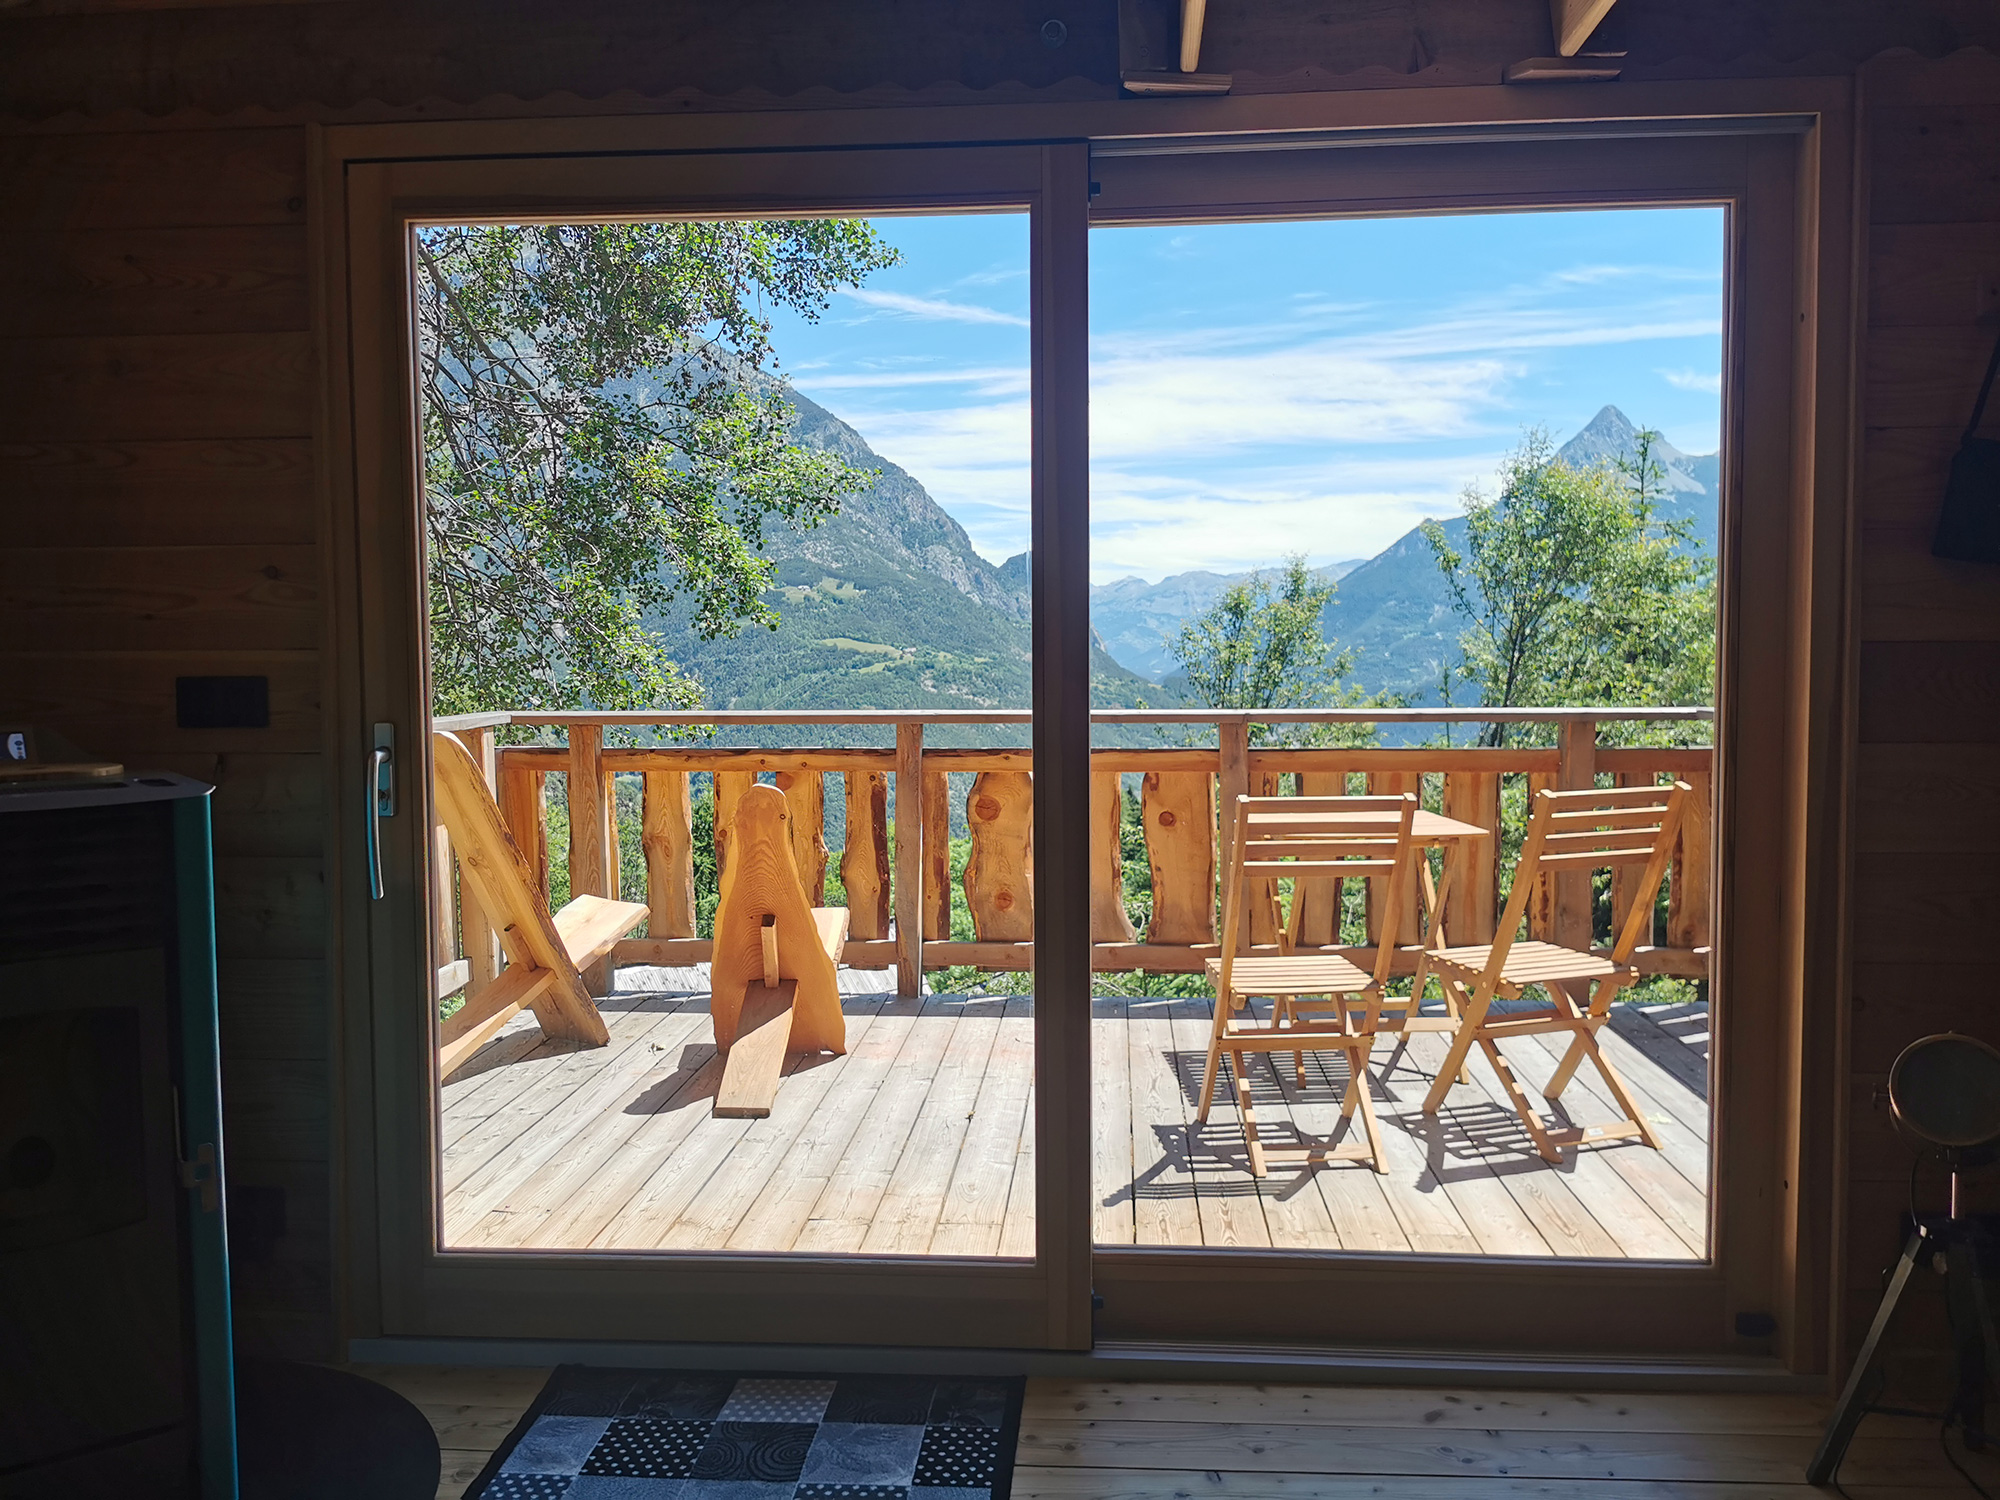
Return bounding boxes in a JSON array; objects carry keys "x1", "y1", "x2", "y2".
[
  {"x1": 1844, "y1": 50, "x2": 2000, "y2": 1386},
  {"x1": 0, "y1": 128, "x2": 330, "y2": 1357}
]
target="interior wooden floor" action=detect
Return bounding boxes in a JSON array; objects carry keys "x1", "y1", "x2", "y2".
[
  {"x1": 356, "y1": 1362, "x2": 2000, "y2": 1500},
  {"x1": 439, "y1": 970, "x2": 1709, "y2": 1258}
]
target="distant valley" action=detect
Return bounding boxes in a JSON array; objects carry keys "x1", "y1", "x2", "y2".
[{"x1": 660, "y1": 397, "x2": 1718, "y2": 721}]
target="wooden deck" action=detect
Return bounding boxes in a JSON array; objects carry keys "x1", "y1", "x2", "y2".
[{"x1": 440, "y1": 969, "x2": 1708, "y2": 1258}]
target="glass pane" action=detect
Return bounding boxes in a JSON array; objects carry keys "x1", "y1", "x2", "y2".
[
  {"x1": 1088, "y1": 207, "x2": 1723, "y2": 1258},
  {"x1": 418, "y1": 211, "x2": 1036, "y2": 1257}
]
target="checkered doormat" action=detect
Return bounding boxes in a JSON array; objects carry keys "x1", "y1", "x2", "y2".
[{"x1": 464, "y1": 1366, "x2": 1025, "y2": 1500}]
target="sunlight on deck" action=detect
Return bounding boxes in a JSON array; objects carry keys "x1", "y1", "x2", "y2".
[{"x1": 440, "y1": 966, "x2": 1708, "y2": 1259}]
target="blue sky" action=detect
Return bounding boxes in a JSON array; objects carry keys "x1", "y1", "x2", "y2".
[{"x1": 765, "y1": 206, "x2": 1724, "y2": 583}]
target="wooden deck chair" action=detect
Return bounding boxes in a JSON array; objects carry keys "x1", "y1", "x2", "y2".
[
  {"x1": 430, "y1": 729, "x2": 646, "y2": 1078},
  {"x1": 1197, "y1": 793, "x2": 1421, "y2": 1176},
  {"x1": 1417, "y1": 781, "x2": 1692, "y2": 1163},
  {"x1": 710, "y1": 781, "x2": 850, "y2": 1119}
]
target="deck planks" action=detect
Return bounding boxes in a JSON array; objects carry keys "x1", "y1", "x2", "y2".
[
  {"x1": 439, "y1": 979, "x2": 1710, "y2": 1259},
  {"x1": 355, "y1": 1365, "x2": 2000, "y2": 1500}
]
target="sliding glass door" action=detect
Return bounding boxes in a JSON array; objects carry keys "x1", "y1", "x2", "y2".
[{"x1": 333, "y1": 143, "x2": 1094, "y2": 1351}]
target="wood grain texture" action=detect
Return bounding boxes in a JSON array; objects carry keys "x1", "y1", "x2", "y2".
[
  {"x1": 0, "y1": 543, "x2": 317, "y2": 650},
  {"x1": 840, "y1": 769, "x2": 891, "y2": 940},
  {"x1": 711, "y1": 769, "x2": 750, "y2": 879},
  {"x1": 708, "y1": 783, "x2": 846, "y2": 1056},
  {"x1": 775, "y1": 767, "x2": 828, "y2": 904},
  {"x1": 921, "y1": 770, "x2": 951, "y2": 940},
  {"x1": 1868, "y1": 104, "x2": 2000, "y2": 225},
  {"x1": 964, "y1": 770, "x2": 1034, "y2": 942},
  {"x1": 0, "y1": 332, "x2": 313, "y2": 441},
  {"x1": 0, "y1": 225, "x2": 308, "y2": 337},
  {"x1": 640, "y1": 770, "x2": 696, "y2": 939},
  {"x1": 439, "y1": 983, "x2": 1705, "y2": 1260},
  {"x1": 1858, "y1": 641, "x2": 2000, "y2": 742},
  {"x1": 1863, "y1": 324, "x2": 2000, "y2": 429},
  {"x1": 1854, "y1": 744, "x2": 2000, "y2": 854},
  {"x1": 1849, "y1": 854, "x2": 2000, "y2": 965},
  {"x1": 1866, "y1": 223, "x2": 2000, "y2": 326},
  {"x1": 1091, "y1": 770, "x2": 1138, "y2": 944},
  {"x1": 0, "y1": 648, "x2": 319, "y2": 754},
  {"x1": 1440, "y1": 770, "x2": 1498, "y2": 946},
  {"x1": 1857, "y1": 523, "x2": 2000, "y2": 642},
  {"x1": 1142, "y1": 770, "x2": 1215, "y2": 946},
  {"x1": 0, "y1": 438, "x2": 314, "y2": 545},
  {"x1": 0, "y1": 129, "x2": 306, "y2": 231}
]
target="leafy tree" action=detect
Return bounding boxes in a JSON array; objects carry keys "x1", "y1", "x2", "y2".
[
  {"x1": 1167, "y1": 554, "x2": 1390, "y2": 747},
  {"x1": 415, "y1": 220, "x2": 901, "y2": 716},
  {"x1": 1421, "y1": 429, "x2": 1714, "y2": 747}
]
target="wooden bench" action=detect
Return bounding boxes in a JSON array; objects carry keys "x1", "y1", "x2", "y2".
[
  {"x1": 711, "y1": 782, "x2": 849, "y2": 1117},
  {"x1": 431, "y1": 729, "x2": 648, "y2": 1078}
]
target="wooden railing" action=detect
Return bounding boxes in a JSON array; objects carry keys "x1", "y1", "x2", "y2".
[{"x1": 431, "y1": 707, "x2": 1713, "y2": 1003}]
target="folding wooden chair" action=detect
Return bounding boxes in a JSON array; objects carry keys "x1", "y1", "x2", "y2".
[
  {"x1": 1197, "y1": 793, "x2": 1421, "y2": 1176},
  {"x1": 430, "y1": 729, "x2": 646, "y2": 1078},
  {"x1": 1417, "y1": 780, "x2": 1692, "y2": 1162}
]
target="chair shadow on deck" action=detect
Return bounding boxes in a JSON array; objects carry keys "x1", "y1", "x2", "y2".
[{"x1": 1139, "y1": 993, "x2": 1705, "y2": 1196}]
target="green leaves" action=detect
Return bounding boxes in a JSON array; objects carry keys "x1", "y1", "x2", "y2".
[
  {"x1": 1423, "y1": 428, "x2": 1716, "y2": 747},
  {"x1": 1168, "y1": 554, "x2": 1394, "y2": 747},
  {"x1": 415, "y1": 220, "x2": 901, "y2": 716}
]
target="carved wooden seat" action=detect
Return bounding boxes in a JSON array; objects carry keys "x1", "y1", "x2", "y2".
[
  {"x1": 430, "y1": 729, "x2": 645, "y2": 1077},
  {"x1": 710, "y1": 781, "x2": 849, "y2": 1117}
]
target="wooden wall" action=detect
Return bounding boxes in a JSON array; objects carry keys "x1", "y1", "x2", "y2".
[
  {"x1": 1843, "y1": 49, "x2": 2000, "y2": 1387},
  {"x1": 0, "y1": 129, "x2": 331, "y2": 1357},
  {"x1": 0, "y1": 2, "x2": 1996, "y2": 1367}
]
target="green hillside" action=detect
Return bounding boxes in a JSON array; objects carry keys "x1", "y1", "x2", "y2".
[{"x1": 653, "y1": 387, "x2": 1158, "y2": 741}]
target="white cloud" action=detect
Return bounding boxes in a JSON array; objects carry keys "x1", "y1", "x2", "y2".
[
  {"x1": 791, "y1": 365, "x2": 1028, "y2": 396},
  {"x1": 838, "y1": 288, "x2": 1028, "y2": 326},
  {"x1": 1659, "y1": 367, "x2": 1723, "y2": 394}
]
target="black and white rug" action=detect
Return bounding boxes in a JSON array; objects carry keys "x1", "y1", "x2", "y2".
[{"x1": 465, "y1": 1367, "x2": 1025, "y2": 1500}]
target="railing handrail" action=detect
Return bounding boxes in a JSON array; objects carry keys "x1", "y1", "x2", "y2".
[{"x1": 436, "y1": 704, "x2": 1715, "y2": 732}]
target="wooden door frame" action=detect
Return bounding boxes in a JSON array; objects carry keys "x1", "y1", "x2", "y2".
[
  {"x1": 1079, "y1": 117, "x2": 1856, "y2": 1375},
  {"x1": 316, "y1": 76, "x2": 1857, "y2": 1375},
  {"x1": 319, "y1": 141, "x2": 1095, "y2": 1352}
]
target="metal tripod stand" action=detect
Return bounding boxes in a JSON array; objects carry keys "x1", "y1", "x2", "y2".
[{"x1": 1808, "y1": 1170, "x2": 2000, "y2": 1485}]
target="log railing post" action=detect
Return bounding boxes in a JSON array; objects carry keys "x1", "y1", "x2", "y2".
[
  {"x1": 1553, "y1": 717, "x2": 1597, "y2": 950},
  {"x1": 842, "y1": 769, "x2": 892, "y2": 941},
  {"x1": 499, "y1": 765, "x2": 547, "y2": 902},
  {"x1": 459, "y1": 725, "x2": 503, "y2": 999},
  {"x1": 1439, "y1": 769, "x2": 1500, "y2": 947},
  {"x1": 1090, "y1": 770, "x2": 1138, "y2": 944},
  {"x1": 894, "y1": 722, "x2": 923, "y2": 996},
  {"x1": 921, "y1": 764, "x2": 952, "y2": 942},
  {"x1": 1669, "y1": 766, "x2": 1713, "y2": 953},
  {"x1": 568, "y1": 723, "x2": 612, "y2": 993},
  {"x1": 1217, "y1": 719, "x2": 1250, "y2": 952},
  {"x1": 641, "y1": 770, "x2": 696, "y2": 939}
]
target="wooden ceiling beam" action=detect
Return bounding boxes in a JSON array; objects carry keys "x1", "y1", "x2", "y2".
[
  {"x1": 1179, "y1": 0, "x2": 1207, "y2": 72},
  {"x1": 1551, "y1": 0, "x2": 1619, "y2": 56}
]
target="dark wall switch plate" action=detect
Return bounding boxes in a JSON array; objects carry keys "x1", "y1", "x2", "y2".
[{"x1": 175, "y1": 676, "x2": 270, "y2": 729}]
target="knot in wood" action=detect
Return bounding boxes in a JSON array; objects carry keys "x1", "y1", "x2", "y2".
[
  {"x1": 994, "y1": 889, "x2": 1015, "y2": 910},
  {"x1": 1157, "y1": 809, "x2": 1178, "y2": 828},
  {"x1": 973, "y1": 795, "x2": 1002, "y2": 821}
]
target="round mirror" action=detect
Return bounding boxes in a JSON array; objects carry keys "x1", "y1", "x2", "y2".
[{"x1": 1890, "y1": 1033, "x2": 2000, "y2": 1150}]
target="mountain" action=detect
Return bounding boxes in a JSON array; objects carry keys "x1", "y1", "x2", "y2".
[
  {"x1": 1317, "y1": 405, "x2": 1718, "y2": 708},
  {"x1": 654, "y1": 388, "x2": 1154, "y2": 729},
  {"x1": 1090, "y1": 561, "x2": 1366, "y2": 682}
]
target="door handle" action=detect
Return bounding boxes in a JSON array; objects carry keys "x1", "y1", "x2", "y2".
[{"x1": 366, "y1": 723, "x2": 396, "y2": 900}]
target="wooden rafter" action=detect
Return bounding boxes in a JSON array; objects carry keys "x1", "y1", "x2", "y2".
[
  {"x1": 1179, "y1": 0, "x2": 1208, "y2": 72},
  {"x1": 1551, "y1": 0, "x2": 1619, "y2": 56}
]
